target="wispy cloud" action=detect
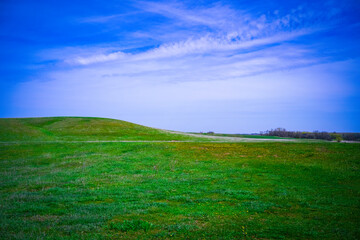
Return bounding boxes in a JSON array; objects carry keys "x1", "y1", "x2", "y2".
[
  {"x1": 60, "y1": 0, "x2": 330, "y2": 67},
  {"x1": 31, "y1": 1, "x2": 341, "y2": 98},
  {"x1": 136, "y1": 1, "x2": 238, "y2": 29},
  {"x1": 68, "y1": 51, "x2": 127, "y2": 65},
  {"x1": 60, "y1": 28, "x2": 313, "y2": 66}
]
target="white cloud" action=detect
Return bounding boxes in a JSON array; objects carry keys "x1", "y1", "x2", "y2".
[
  {"x1": 69, "y1": 51, "x2": 127, "y2": 65},
  {"x1": 56, "y1": 28, "x2": 313, "y2": 66},
  {"x1": 136, "y1": 1, "x2": 239, "y2": 29},
  {"x1": 138, "y1": 29, "x2": 313, "y2": 59},
  {"x1": 56, "y1": 0, "x2": 324, "y2": 66}
]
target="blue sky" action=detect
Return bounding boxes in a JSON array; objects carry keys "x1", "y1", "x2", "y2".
[{"x1": 1, "y1": 0, "x2": 360, "y2": 133}]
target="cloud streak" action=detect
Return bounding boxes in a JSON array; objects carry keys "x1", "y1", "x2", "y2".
[
  {"x1": 63, "y1": 28, "x2": 313, "y2": 66},
  {"x1": 57, "y1": 1, "x2": 330, "y2": 66}
]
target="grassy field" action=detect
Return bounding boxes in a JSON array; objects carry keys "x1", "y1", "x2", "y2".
[
  {"x1": 0, "y1": 117, "x2": 359, "y2": 239},
  {"x1": 0, "y1": 117, "x2": 209, "y2": 142}
]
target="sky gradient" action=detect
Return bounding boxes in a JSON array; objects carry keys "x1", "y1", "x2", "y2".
[{"x1": 1, "y1": 0, "x2": 359, "y2": 133}]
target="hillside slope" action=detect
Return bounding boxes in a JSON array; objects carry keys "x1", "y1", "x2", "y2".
[{"x1": 0, "y1": 117, "x2": 202, "y2": 141}]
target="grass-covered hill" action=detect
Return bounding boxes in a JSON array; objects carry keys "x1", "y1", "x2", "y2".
[
  {"x1": 0, "y1": 117, "x2": 359, "y2": 239},
  {"x1": 0, "y1": 117, "x2": 202, "y2": 142}
]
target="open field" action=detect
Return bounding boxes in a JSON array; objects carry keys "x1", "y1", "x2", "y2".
[
  {"x1": 0, "y1": 117, "x2": 207, "y2": 142},
  {"x1": 0, "y1": 117, "x2": 300, "y2": 143},
  {"x1": 0, "y1": 117, "x2": 359, "y2": 239}
]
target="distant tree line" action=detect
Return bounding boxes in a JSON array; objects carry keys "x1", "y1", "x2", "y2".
[{"x1": 261, "y1": 128, "x2": 360, "y2": 142}]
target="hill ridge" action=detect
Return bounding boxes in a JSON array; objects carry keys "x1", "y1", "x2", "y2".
[{"x1": 0, "y1": 117, "x2": 300, "y2": 142}]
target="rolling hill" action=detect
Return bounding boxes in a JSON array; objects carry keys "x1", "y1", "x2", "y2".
[
  {"x1": 0, "y1": 117, "x2": 203, "y2": 142},
  {"x1": 0, "y1": 117, "x2": 359, "y2": 239}
]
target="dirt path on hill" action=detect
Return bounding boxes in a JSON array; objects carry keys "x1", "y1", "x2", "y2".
[
  {"x1": 161, "y1": 130, "x2": 296, "y2": 142},
  {"x1": 0, "y1": 136, "x2": 296, "y2": 144},
  {"x1": 0, "y1": 130, "x2": 327, "y2": 144}
]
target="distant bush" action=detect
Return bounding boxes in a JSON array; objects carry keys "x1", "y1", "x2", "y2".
[
  {"x1": 330, "y1": 133, "x2": 342, "y2": 142},
  {"x1": 262, "y1": 128, "x2": 359, "y2": 141},
  {"x1": 341, "y1": 132, "x2": 360, "y2": 141}
]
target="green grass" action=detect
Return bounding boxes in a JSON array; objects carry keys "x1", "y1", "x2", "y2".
[
  {"x1": 0, "y1": 117, "x2": 207, "y2": 142},
  {"x1": 0, "y1": 117, "x2": 359, "y2": 239}
]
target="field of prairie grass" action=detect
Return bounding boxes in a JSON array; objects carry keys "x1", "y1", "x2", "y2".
[{"x1": 0, "y1": 117, "x2": 359, "y2": 239}]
